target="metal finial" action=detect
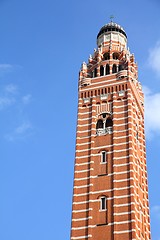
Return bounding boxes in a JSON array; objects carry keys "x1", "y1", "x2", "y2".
[{"x1": 110, "y1": 15, "x2": 114, "y2": 22}]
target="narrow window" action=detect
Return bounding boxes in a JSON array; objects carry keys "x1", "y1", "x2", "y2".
[
  {"x1": 118, "y1": 64, "x2": 124, "y2": 71},
  {"x1": 106, "y1": 118, "x2": 113, "y2": 127},
  {"x1": 113, "y1": 52, "x2": 119, "y2": 60},
  {"x1": 94, "y1": 68, "x2": 97, "y2": 77},
  {"x1": 96, "y1": 119, "x2": 103, "y2": 129},
  {"x1": 103, "y1": 52, "x2": 110, "y2": 60},
  {"x1": 100, "y1": 65, "x2": 104, "y2": 76},
  {"x1": 112, "y1": 64, "x2": 117, "y2": 73},
  {"x1": 101, "y1": 151, "x2": 107, "y2": 163},
  {"x1": 100, "y1": 197, "x2": 107, "y2": 210},
  {"x1": 106, "y1": 64, "x2": 110, "y2": 75}
]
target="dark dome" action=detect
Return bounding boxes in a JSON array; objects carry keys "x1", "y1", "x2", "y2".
[{"x1": 97, "y1": 22, "x2": 127, "y2": 39}]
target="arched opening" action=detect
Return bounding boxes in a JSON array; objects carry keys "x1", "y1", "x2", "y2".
[
  {"x1": 103, "y1": 52, "x2": 110, "y2": 60},
  {"x1": 94, "y1": 68, "x2": 97, "y2": 77},
  {"x1": 106, "y1": 64, "x2": 110, "y2": 75},
  {"x1": 118, "y1": 65, "x2": 122, "y2": 71},
  {"x1": 113, "y1": 52, "x2": 119, "y2": 60},
  {"x1": 118, "y1": 64, "x2": 125, "y2": 71},
  {"x1": 105, "y1": 118, "x2": 113, "y2": 134},
  {"x1": 100, "y1": 196, "x2": 107, "y2": 210},
  {"x1": 100, "y1": 65, "x2": 104, "y2": 76},
  {"x1": 101, "y1": 151, "x2": 107, "y2": 163},
  {"x1": 106, "y1": 118, "x2": 113, "y2": 127},
  {"x1": 112, "y1": 64, "x2": 117, "y2": 74},
  {"x1": 96, "y1": 119, "x2": 103, "y2": 129}
]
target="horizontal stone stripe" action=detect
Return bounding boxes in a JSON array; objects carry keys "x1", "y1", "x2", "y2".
[
  {"x1": 72, "y1": 216, "x2": 92, "y2": 221},
  {"x1": 72, "y1": 208, "x2": 92, "y2": 213},
  {"x1": 73, "y1": 185, "x2": 133, "y2": 197},
  {"x1": 74, "y1": 184, "x2": 93, "y2": 189},
  {"x1": 79, "y1": 79, "x2": 127, "y2": 91},
  {"x1": 71, "y1": 234, "x2": 92, "y2": 239},
  {"x1": 114, "y1": 229, "x2": 136, "y2": 234},
  {"x1": 73, "y1": 194, "x2": 134, "y2": 205}
]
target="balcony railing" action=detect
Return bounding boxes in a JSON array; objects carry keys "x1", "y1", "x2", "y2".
[
  {"x1": 116, "y1": 70, "x2": 127, "y2": 79},
  {"x1": 80, "y1": 78, "x2": 91, "y2": 87},
  {"x1": 96, "y1": 127, "x2": 113, "y2": 136}
]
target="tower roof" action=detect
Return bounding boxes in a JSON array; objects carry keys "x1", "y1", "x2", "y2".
[{"x1": 97, "y1": 21, "x2": 127, "y2": 39}]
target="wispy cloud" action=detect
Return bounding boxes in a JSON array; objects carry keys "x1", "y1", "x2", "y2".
[
  {"x1": 143, "y1": 86, "x2": 160, "y2": 139},
  {"x1": 22, "y1": 94, "x2": 32, "y2": 104},
  {"x1": 0, "y1": 96, "x2": 15, "y2": 110},
  {"x1": 151, "y1": 205, "x2": 160, "y2": 219},
  {"x1": 0, "y1": 64, "x2": 14, "y2": 75},
  {"x1": 5, "y1": 121, "x2": 34, "y2": 141},
  {"x1": 5, "y1": 84, "x2": 18, "y2": 94},
  {"x1": 148, "y1": 41, "x2": 160, "y2": 76},
  {"x1": 0, "y1": 64, "x2": 13, "y2": 71},
  {"x1": 0, "y1": 84, "x2": 18, "y2": 110}
]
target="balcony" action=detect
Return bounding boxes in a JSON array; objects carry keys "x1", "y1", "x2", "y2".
[
  {"x1": 116, "y1": 70, "x2": 127, "y2": 79},
  {"x1": 96, "y1": 127, "x2": 113, "y2": 136},
  {"x1": 80, "y1": 78, "x2": 91, "y2": 87}
]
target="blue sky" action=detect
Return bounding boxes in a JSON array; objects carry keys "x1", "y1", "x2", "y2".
[{"x1": 0, "y1": 0, "x2": 160, "y2": 239}]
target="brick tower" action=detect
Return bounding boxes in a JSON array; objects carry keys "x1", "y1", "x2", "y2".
[{"x1": 70, "y1": 21, "x2": 151, "y2": 240}]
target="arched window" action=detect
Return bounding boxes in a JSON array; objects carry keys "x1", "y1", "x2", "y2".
[
  {"x1": 106, "y1": 118, "x2": 113, "y2": 127},
  {"x1": 106, "y1": 64, "x2": 110, "y2": 75},
  {"x1": 113, "y1": 52, "x2": 119, "y2": 60},
  {"x1": 103, "y1": 52, "x2": 110, "y2": 60},
  {"x1": 100, "y1": 196, "x2": 107, "y2": 210},
  {"x1": 100, "y1": 65, "x2": 104, "y2": 76},
  {"x1": 96, "y1": 119, "x2": 103, "y2": 129},
  {"x1": 112, "y1": 64, "x2": 117, "y2": 74},
  {"x1": 118, "y1": 65, "x2": 122, "y2": 71},
  {"x1": 101, "y1": 151, "x2": 107, "y2": 163},
  {"x1": 118, "y1": 64, "x2": 125, "y2": 71},
  {"x1": 94, "y1": 68, "x2": 97, "y2": 77}
]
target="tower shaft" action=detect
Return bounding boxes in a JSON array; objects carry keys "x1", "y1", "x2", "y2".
[{"x1": 70, "y1": 22, "x2": 151, "y2": 240}]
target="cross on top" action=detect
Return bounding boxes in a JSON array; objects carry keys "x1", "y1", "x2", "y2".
[{"x1": 110, "y1": 15, "x2": 114, "y2": 22}]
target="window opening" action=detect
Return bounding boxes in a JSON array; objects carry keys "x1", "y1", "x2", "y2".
[
  {"x1": 113, "y1": 53, "x2": 119, "y2": 60},
  {"x1": 106, "y1": 118, "x2": 113, "y2": 127},
  {"x1": 106, "y1": 64, "x2": 110, "y2": 75},
  {"x1": 96, "y1": 119, "x2": 103, "y2": 129},
  {"x1": 100, "y1": 66, "x2": 104, "y2": 76},
  {"x1": 94, "y1": 68, "x2": 97, "y2": 77},
  {"x1": 101, "y1": 151, "x2": 107, "y2": 163},
  {"x1": 112, "y1": 64, "x2": 117, "y2": 74},
  {"x1": 100, "y1": 197, "x2": 107, "y2": 210},
  {"x1": 103, "y1": 52, "x2": 110, "y2": 60}
]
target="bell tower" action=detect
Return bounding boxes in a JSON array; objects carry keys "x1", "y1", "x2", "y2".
[{"x1": 70, "y1": 21, "x2": 151, "y2": 240}]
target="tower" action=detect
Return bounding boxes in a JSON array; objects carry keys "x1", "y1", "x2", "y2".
[{"x1": 70, "y1": 21, "x2": 151, "y2": 240}]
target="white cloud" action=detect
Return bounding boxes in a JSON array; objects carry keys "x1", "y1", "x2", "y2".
[
  {"x1": 15, "y1": 122, "x2": 32, "y2": 134},
  {"x1": 22, "y1": 94, "x2": 32, "y2": 104},
  {"x1": 0, "y1": 96, "x2": 15, "y2": 110},
  {"x1": 143, "y1": 86, "x2": 160, "y2": 139},
  {"x1": 5, "y1": 121, "x2": 34, "y2": 141},
  {"x1": 0, "y1": 64, "x2": 13, "y2": 71},
  {"x1": 148, "y1": 41, "x2": 160, "y2": 76},
  {"x1": 151, "y1": 205, "x2": 160, "y2": 219},
  {"x1": 5, "y1": 84, "x2": 18, "y2": 94}
]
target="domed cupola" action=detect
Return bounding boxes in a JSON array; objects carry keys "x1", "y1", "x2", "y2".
[
  {"x1": 97, "y1": 21, "x2": 127, "y2": 39},
  {"x1": 97, "y1": 21, "x2": 127, "y2": 49}
]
